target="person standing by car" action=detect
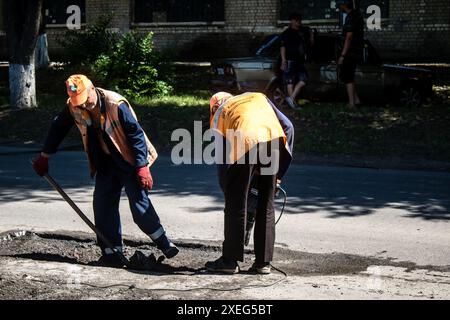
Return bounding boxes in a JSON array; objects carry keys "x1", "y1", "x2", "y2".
[
  {"x1": 337, "y1": 0, "x2": 365, "y2": 108},
  {"x1": 280, "y1": 13, "x2": 314, "y2": 110}
]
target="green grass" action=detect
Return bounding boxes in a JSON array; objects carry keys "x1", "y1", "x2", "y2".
[
  {"x1": 132, "y1": 92, "x2": 210, "y2": 107},
  {"x1": 287, "y1": 99, "x2": 450, "y2": 160},
  {"x1": 130, "y1": 92, "x2": 210, "y2": 147},
  {"x1": 1, "y1": 66, "x2": 450, "y2": 162},
  {"x1": 0, "y1": 65, "x2": 212, "y2": 147},
  {"x1": 0, "y1": 89, "x2": 210, "y2": 148}
]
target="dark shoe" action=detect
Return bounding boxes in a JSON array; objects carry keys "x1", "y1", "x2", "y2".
[
  {"x1": 205, "y1": 256, "x2": 239, "y2": 274},
  {"x1": 129, "y1": 251, "x2": 159, "y2": 270},
  {"x1": 161, "y1": 242, "x2": 179, "y2": 259},
  {"x1": 154, "y1": 234, "x2": 180, "y2": 259},
  {"x1": 249, "y1": 262, "x2": 271, "y2": 275},
  {"x1": 95, "y1": 254, "x2": 126, "y2": 268}
]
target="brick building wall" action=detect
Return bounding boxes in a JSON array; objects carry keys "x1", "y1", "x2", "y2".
[
  {"x1": 367, "y1": 0, "x2": 450, "y2": 60},
  {"x1": 43, "y1": 0, "x2": 132, "y2": 57},
  {"x1": 0, "y1": 0, "x2": 449, "y2": 62},
  {"x1": 86, "y1": 0, "x2": 131, "y2": 32},
  {"x1": 138, "y1": 0, "x2": 450, "y2": 61}
]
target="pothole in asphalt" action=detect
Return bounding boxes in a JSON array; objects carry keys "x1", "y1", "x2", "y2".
[{"x1": 1, "y1": 230, "x2": 449, "y2": 277}]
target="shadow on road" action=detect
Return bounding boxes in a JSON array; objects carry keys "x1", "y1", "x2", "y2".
[{"x1": 1, "y1": 152, "x2": 449, "y2": 221}]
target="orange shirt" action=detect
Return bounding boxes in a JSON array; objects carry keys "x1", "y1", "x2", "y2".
[{"x1": 211, "y1": 92, "x2": 286, "y2": 163}]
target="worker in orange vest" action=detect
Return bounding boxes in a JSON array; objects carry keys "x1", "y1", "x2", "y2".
[
  {"x1": 206, "y1": 92, "x2": 293, "y2": 274},
  {"x1": 32, "y1": 75, "x2": 179, "y2": 267}
]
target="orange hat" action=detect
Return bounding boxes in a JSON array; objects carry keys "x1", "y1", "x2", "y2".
[
  {"x1": 66, "y1": 74, "x2": 92, "y2": 107},
  {"x1": 209, "y1": 92, "x2": 233, "y2": 113}
]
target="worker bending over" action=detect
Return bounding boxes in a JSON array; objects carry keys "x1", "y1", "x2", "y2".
[
  {"x1": 206, "y1": 92, "x2": 294, "y2": 274},
  {"x1": 32, "y1": 75, "x2": 179, "y2": 267}
]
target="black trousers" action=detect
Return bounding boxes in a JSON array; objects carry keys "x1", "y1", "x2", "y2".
[
  {"x1": 222, "y1": 144, "x2": 277, "y2": 263},
  {"x1": 339, "y1": 57, "x2": 358, "y2": 84}
]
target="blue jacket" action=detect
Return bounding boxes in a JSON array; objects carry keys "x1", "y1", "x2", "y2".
[{"x1": 42, "y1": 91, "x2": 148, "y2": 174}]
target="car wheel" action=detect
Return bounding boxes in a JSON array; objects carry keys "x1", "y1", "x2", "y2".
[
  {"x1": 398, "y1": 85, "x2": 423, "y2": 108},
  {"x1": 267, "y1": 83, "x2": 286, "y2": 108}
]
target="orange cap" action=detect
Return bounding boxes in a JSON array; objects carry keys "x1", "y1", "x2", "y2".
[
  {"x1": 66, "y1": 74, "x2": 92, "y2": 107},
  {"x1": 210, "y1": 92, "x2": 233, "y2": 112}
]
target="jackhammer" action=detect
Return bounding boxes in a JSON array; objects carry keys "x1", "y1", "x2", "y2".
[{"x1": 244, "y1": 180, "x2": 287, "y2": 246}]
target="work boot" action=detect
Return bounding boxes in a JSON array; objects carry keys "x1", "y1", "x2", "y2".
[
  {"x1": 161, "y1": 242, "x2": 179, "y2": 259},
  {"x1": 154, "y1": 234, "x2": 179, "y2": 259},
  {"x1": 249, "y1": 262, "x2": 271, "y2": 275},
  {"x1": 95, "y1": 254, "x2": 126, "y2": 269},
  {"x1": 205, "y1": 256, "x2": 239, "y2": 274}
]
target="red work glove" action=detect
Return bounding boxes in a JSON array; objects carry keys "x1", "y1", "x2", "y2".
[
  {"x1": 32, "y1": 153, "x2": 49, "y2": 177},
  {"x1": 136, "y1": 165, "x2": 153, "y2": 190}
]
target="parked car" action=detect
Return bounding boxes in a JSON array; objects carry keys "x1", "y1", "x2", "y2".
[{"x1": 211, "y1": 33, "x2": 434, "y2": 108}]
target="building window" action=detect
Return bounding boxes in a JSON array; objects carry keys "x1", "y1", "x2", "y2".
[
  {"x1": 280, "y1": 0, "x2": 339, "y2": 21},
  {"x1": 134, "y1": 0, "x2": 225, "y2": 23},
  {"x1": 280, "y1": 0, "x2": 389, "y2": 22},
  {"x1": 43, "y1": 0, "x2": 86, "y2": 25}
]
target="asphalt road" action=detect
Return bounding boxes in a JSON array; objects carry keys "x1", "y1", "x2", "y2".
[{"x1": 1, "y1": 148, "x2": 449, "y2": 267}]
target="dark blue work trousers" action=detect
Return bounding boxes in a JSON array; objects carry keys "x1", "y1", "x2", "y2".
[{"x1": 93, "y1": 159, "x2": 165, "y2": 255}]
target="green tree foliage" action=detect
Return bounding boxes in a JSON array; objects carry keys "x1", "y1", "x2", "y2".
[
  {"x1": 60, "y1": 15, "x2": 172, "y2": 98},
  {"x1": 58, "y1": 14, "x2": 118, "y2": 65},
  {"x1": 92, "y1": 31, "x2": 173, "y2": 98}
]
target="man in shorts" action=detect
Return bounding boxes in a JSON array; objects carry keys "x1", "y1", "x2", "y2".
[
  {"x1": 337, "y1": 0, "x2": 365, "y2": 108},
  {"x1": 280, "y1": 13, "x2": 314, "y2": 110}
]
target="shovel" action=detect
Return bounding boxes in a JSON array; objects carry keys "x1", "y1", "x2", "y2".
[{"x1": 41, "y1": 173, "x2": 132, "y2": 268}]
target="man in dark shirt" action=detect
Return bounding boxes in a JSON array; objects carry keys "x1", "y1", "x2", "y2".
[
  {"x1": 31, "y1": 75, "x2": 179, "y2": 267},
  {"x1": 280, "y1": 13, "x2": 314, "y2": 110},
  {"x1": 337, "y1": 0, "x2": 365, "y2": 108}
]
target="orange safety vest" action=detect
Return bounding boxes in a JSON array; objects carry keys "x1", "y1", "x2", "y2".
[
  {"x1": 68, "y1": 88, "x2": 158, "y2": 177},
  {"x1": 211, "y1": 92, "x2": 286, "y2": 164}
]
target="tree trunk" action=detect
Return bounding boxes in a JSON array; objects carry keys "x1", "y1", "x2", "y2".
[
  {"x1": 8, "y1": 63, "x2": 37, "y2": 108},
  {"x1": 3, "y1": 0, "x2": 43, "y2": 109}
]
